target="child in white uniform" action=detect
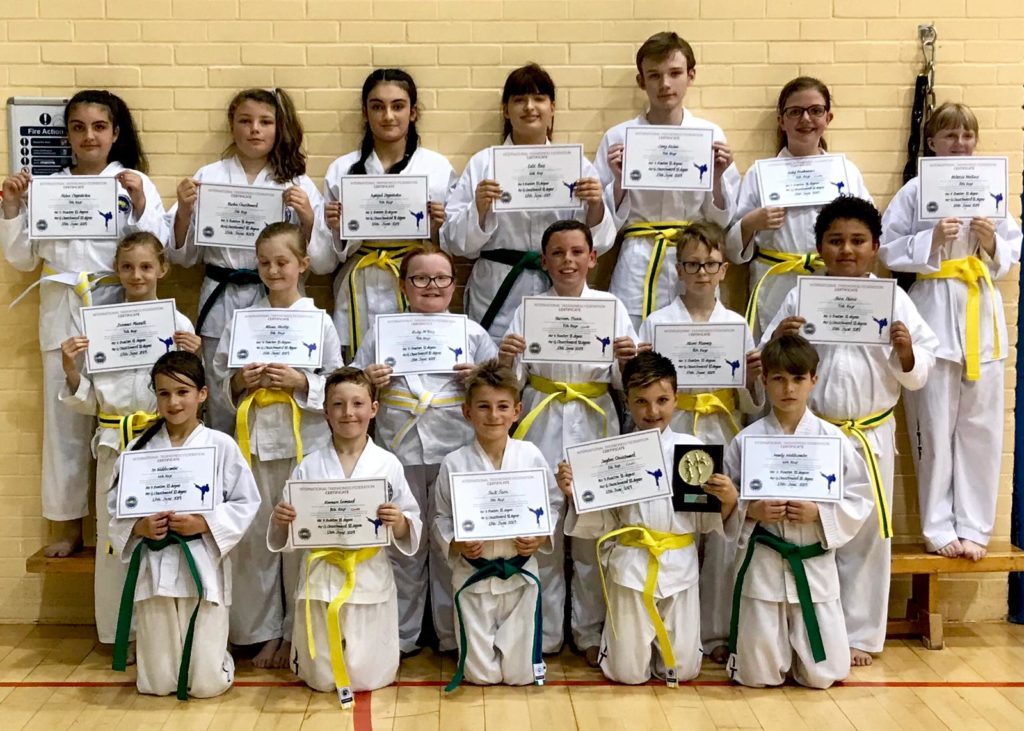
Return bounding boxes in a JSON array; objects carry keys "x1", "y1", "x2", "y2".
[
  {"x1": 60, "y1": 232, "x2": 202, "y2": 646},
  {"x1": 310, "y1": 69, "x2": 457, "y2": 354},
  {"x1": 559, "y1": 352, "x2": 739, "y2": 685},
  {"x1": 269, "y1": 367, "x2": 421, "y2": 705},
  {"x1": 879, "y1": 102, "x2": 1022, "y2": 561},
  {"x1": 213, "y1": 223, "x2": 343, "y2": 668},
  {"x1": 352, "y1": 245, "x2": 497, "y2": 653},
  {"x1": 499, "y1": 220, "x2": 637, "y2": 658},
  {"x1": 726, "y1": 77, "x2": 873, "y2": 339},
  {"x1": 637, "y1": 221, "x2": 761, "y2": 662},
  {"x1": 109, "y1": 352, "x2": 260, "y2": 699},
  {"x1": 442, "y1": 64, "x2": 614, "y2": 340},
  {"x1": 725, "y1": 335, "x2": 872, "y2": 689},
  {"x1": 167, "y1": 88, "x2": 322, "y2": 432},
  {"x1": 595, "y1": 32, "x2": 740, "y2": 329},
  {"x1": 762, "y1": 196, "x2": 937, "y2": 664},
  {"x1": 433, "y1": 361, "x2": 562, "y2": 687}
]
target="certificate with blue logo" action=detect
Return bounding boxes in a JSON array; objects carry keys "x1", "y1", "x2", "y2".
[
  {"x1": 564, "y1": 429, "x2": 670, "y2": 514},
  {"x1": 194, "y1": 183, "x2": 285, "y2": 249},
  {"x1": 227, "y1": 308, "x2": 325, "y2": 368},
  {"x1": 796, "y1": 276, "x2": 896, "y2": 346},
  {"x1": 29, "y1": 175, "x2": 119, "y2": 240},
  {"x1": 522, "y1": 296, "x2": 617, "y2": 364},
  {"x1": 491, "y1": 144, "x2": 583, "y2": 212},
  {"x1": 82, "y1": 299, "x2": 178, "y2": 374},
  {"x1": 740, "y1": 435, "x2": 843, "y2": 503},
  {"x1": 451, "y1": 469, "x2": 552, "y2": 541},
  {"x1": 652, "y1": 323, "x2": 747, "y2": 388},
  {"x1": 115, "y1": 446, "x2": 218, "y2": 519},
  {"x1": 622, "y1": 126, "x2": 714, "y2": 192},
  {"x1": 340, "y1": 175, "x2": 430, "y2": 240},
  {"x1": 285, "y1": 479, "x2": 391, "y2": 549},
  {"x1": 918, "y1": 156, "x2": 1008, "y2": 220},
  {"x1": 755, "y1": 154, "x2": 850, "y2": 208},
  {"x1": 374, "y1": 313, "x2": 468, "y2": 375}
]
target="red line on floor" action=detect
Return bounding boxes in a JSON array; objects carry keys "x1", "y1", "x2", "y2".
[{"x1": 354, "y1": 691, "x2": 373, "y2": 731}]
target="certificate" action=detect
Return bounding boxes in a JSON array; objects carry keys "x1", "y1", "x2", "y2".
[
  {"x1": 340, "y1": 175, "x2": 430, "y2": 240},
  {"x1": 115, "y1": 446, "x2": 218, "y2": 519},
  {"x1": 285, "y1": 479, "x2": 391, "y2": 549},
  {"x1": 564, "y1": 429, "x2": 670, "y2": 513},
  {"x1": 918, "y1": 156, "x2": 1009, "y2": 220},
  {"x1": 451, "y1": 469, "x2": 552, "y2": 541},
  {"x1": 796, "y1": 276, "x2": 896, "y2": 346},
  {"x1": 81, "y1": 299, "x2": 179, "y2": 374},
  {"x1": 375, "y1": 313, "x2": 469, "y2": 375},
  {"x1": 227, "y1": 308, "x2": 325, "y2": 368},
  {"x1": 194, "y1": 183, "x2": 286, "y2": 249},
  {"x1": 29, "y1": 176, "x2": 119, "y2": 240},
  {"x1": 755, "y1": 154, "x2": 850, "y2": 208},
  {"x1": 622, "y1": 126, "x2": 715, "y2": 192},
  {"x1": 740, "y1": 435, "x2": 843, "y2": 503},
  {"x1": 652, "y1": 323, "x2": 747, "y2": 388},
  {"x1": 522, "y1": 296, "x2": 617, "y2": 364},
  {"x1": 491, "y1": 144, "x2": 583, "y2": 212}
]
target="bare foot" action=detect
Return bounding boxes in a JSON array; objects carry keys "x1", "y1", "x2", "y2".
[
  {"x1": 709, "y1": 645, "x2": 730, "y2": 664},
  {"x1": 125, "y1": 641, "x2": 137, "y2": 667},
  {"x1": 252, "y1": 638, "x2": 282, "y2": 668},
  {"x1": 935, "y1": 539, "x2": 963, "y2": 558},
  {"x1": 270, "y1": 640, "x2": 292, "y2": 669},
  {"x1": 850, "y1": 648, "x2": 873, "y2": 667},
  {"x1": 960, "y1": 539, "x2": 988, "y2": 562},
  {"x1": 43, "y1": 519, "x2": 83, "y2": 557},
  {"x1": 584, "y1": 646, "x2": 601, "y2": 668}
]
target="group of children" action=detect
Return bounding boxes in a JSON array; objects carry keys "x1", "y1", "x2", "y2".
[{"x1": 0, "y1": 29, "x2": 1020, "y2": 701}]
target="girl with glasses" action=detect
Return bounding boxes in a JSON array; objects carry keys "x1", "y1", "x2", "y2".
[
  {"x1": 725, "y1": 77, "x2": 873, "y2": 339},
  {"x1": 351, "y1": 245, "x2": 497, "y2": 655}
]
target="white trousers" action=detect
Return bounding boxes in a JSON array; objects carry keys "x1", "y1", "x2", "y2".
[
  {"x1": 835, "y1": 421, "x2": 896, "y2": 654},
  {"x1": 392, "y1": 464, "x2": 453, "y2": 652},
  {"x1": 729, "y1": 596, "x2": 850, "y2": 689},
  {"x1": 95, "y1": 446, "x2": 129, "y2": 644},
  {"x1": 567, "y1": 533, "x2": 603, "y2": 651},
  {"x1": 903, "y1": 358, "x2": 1003, "y2": 550},
  {"x1": 699, "y1": 530, "x2": 738, "y2": 652},
  {"x1": 599, "y1": 582, "x2": 703, "y2": 685},
  {"x1": 537, "y1": 518, "x2": 568, "y2": 653},
  {"x1": 292, "y1": 593, "x2": 400, "y2": 693},
  {"x1": 135, "y1": 597, "x2": 234, "y2": 698},
  {"x1": 43, "y1": 349, "x2": 95, "y2": 520},
  {"x1": 201, "y1": 336, "x2": 235, "y2": 434},
  {"x1": 456, "y1": 583, "x2": 539, "y2": 686},
  {"x1": 229, "y1": 456, "x2": 299, "y2": 645}
]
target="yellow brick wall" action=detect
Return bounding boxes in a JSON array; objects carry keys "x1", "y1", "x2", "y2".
[{"x1": 0, "y1": 0, "x2": 1021, "y2": 625}]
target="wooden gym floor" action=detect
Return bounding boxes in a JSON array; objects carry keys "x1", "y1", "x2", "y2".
[{"x1": 2, "y1": 622, "x2": 1024, "y2": 730}]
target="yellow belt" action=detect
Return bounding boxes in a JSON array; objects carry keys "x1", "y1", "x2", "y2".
[
  {"x1": 745, "y1": 249, "x2": 825, "y2": 329},
  {"x1": 304, "y1": 546, "x2": 380, "y2": 707},
  {"x1": 98, "y1": 410, "x2": 160, "y2": 451},
  {"x1": 596, "y1": 526, "x2": 694, "y2": 687},
  {"x1": 378, "y1": 386, "x2": 464, "y2": 450},
  {"x1": 622, "y1": 221, "x2": 690, "y2": 320},
  {"x1": 513, "y1": 375, "x2": 608, "y2": 441},
  {"x1": 347, "y1": 243, "x2": 415, "y2": 350},
  {"x1": 11, "y1": 265, "x2": 119, "y2": 309},
  {"x1": 823, "y1": 406, "x2": 895, "y2": 539},
  {"x1": 236, "y1": 388, "x2": 304, "y2": 466},
  {"x1": 918, "y1": 256, "x2": 1000, "y2": 381},
  {"x1": 675, "y1": 390, "x2": 740, "y2": 436}
]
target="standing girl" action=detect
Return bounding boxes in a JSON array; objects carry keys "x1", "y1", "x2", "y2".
[
  {"x1": 212, "y1": 222, "x2": 343, "y2": 668},
  {"x1": 441, "y1": 63, "x2": 615, "y2": 341},
  {"x1": 726, "y1": 77, "x2": 873, "y2": 338},
  {"x1": 1, "y1": 90, "x2": 166, "y2": 557},
  {"x1": 879, "y1": 102, "x2": 1022, "y2": 561},
  {"x1": 351, "y1": 245, "x2": 497, "y2": 654},
  {"x1": 310, "y1": 69, "x2": 456, "y2": 356},
  {"x1": 60, "y1": 232, "x2": 201, "y2": 648},
  {"x1": 168, "y1": 88, "x2": 322, "y2": 433},
  {"x1": 108, "y1": 351, "x2": 260, "y2": 699}
]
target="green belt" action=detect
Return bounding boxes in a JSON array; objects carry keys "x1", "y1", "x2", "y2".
[
  {"x1": 728, "y1": 524, "x2": 828, "y2": 664},
  {"x1": 113, "y1": 533, "x2": 204, "y2": 701},
  {"x1": 446, "y1": 554, "x2": 545, "y2": 692},
  {"x1": 478, "y1": 249, "x2": 549, "y2": 333}
]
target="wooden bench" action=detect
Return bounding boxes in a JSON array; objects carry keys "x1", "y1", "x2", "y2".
[
  {"x1": 25, "y1": 546, "x2": 96, "y2": 574},
  {"x1": 887, "y1": 541, "x2": 1024, "y2": 649}
]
